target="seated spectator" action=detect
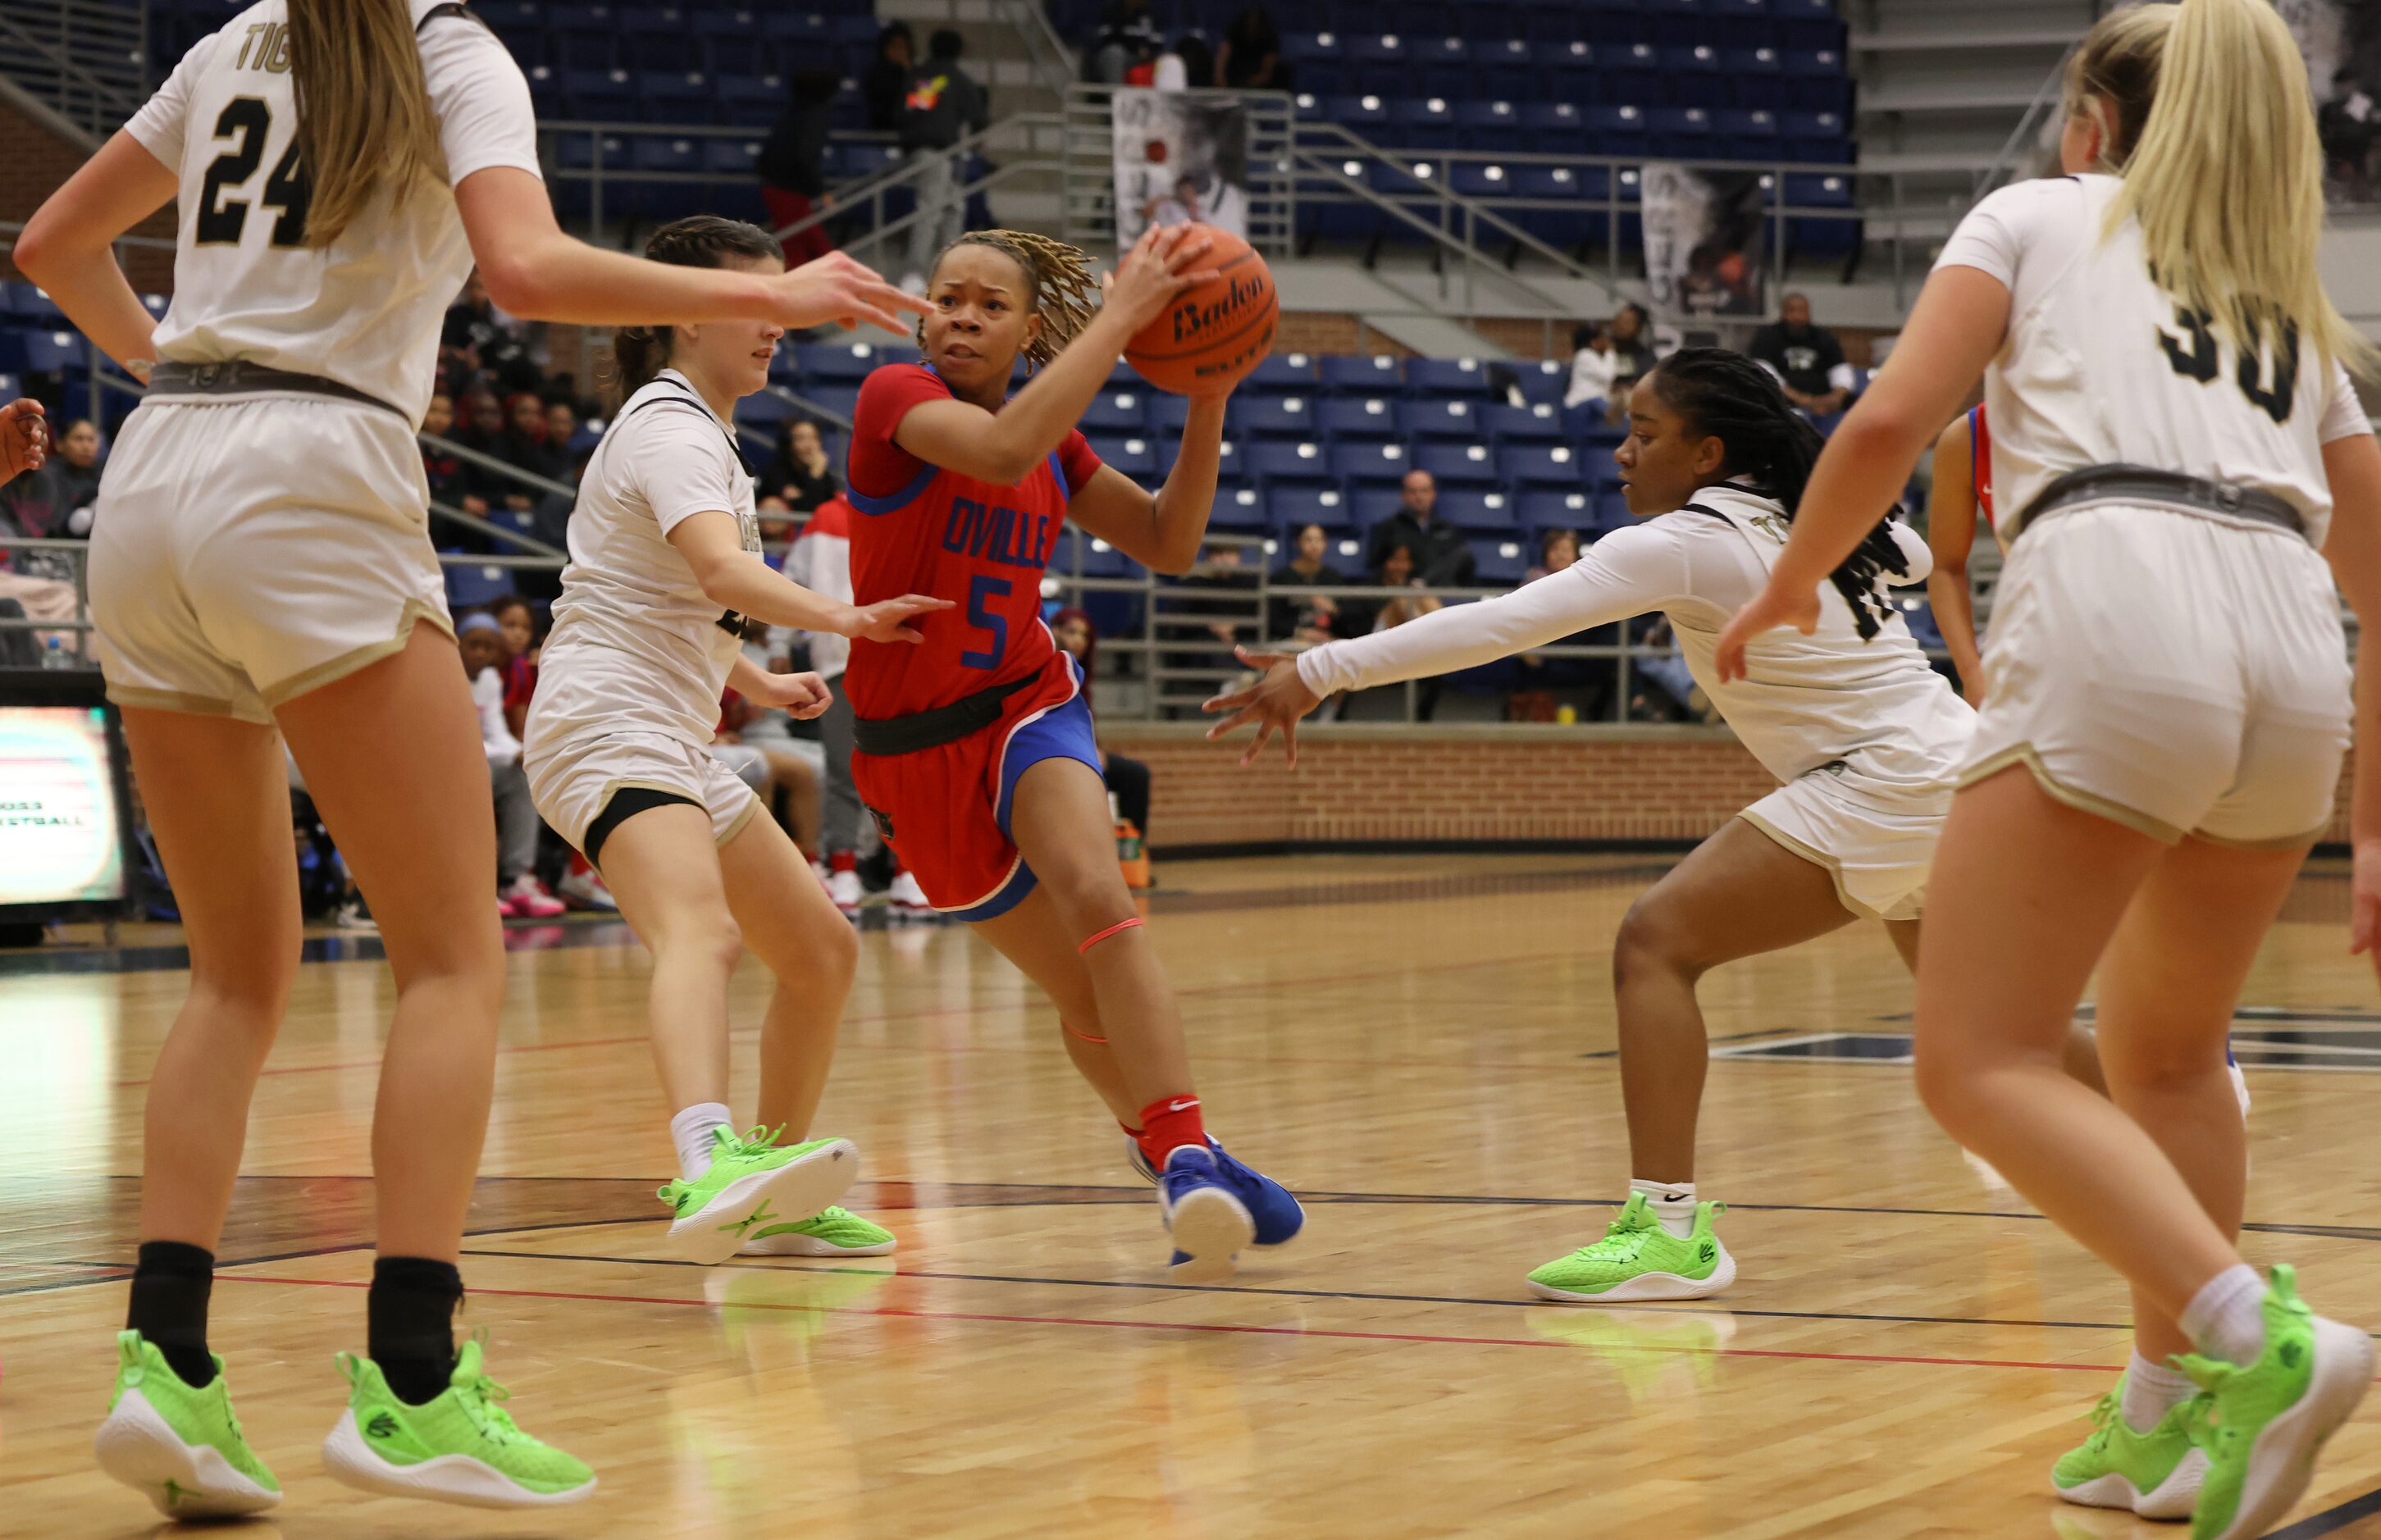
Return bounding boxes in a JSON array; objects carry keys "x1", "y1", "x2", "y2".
[
  {"x1": 863, "y1": 22, "x2": 915, "y2": 134},
  {"x1": 1216, "y1": 5, "x2": 1285, "y2": 89},
  {"x1": 1516, "y1": 527, "x2": 1613, "y2": 715},
  {"x1": 496, "y1": 390, "x2": 563, "y2": 505},
  {"x1": 419, "y1": 391, "x2": 477, "y2": 513},
  {"x1": 460, "y1": 613, "x2": 564, "y2": 918},
  {"x1": 543, "y1": 398, "x2": 578, "y2": 454},
  {"x1": 715, "y1": 678, "x2": 823, "y2": 857},
  {"x1": 1169, "y1": 34, "x2": 1213, "y2": 90},
  {"x1": 443, "y1": 269, "x2": 538, "y2": 394},
  {"x1": 1367, "y1": 542, "x2": 1444, "y2": 632},
  {"x1": 490, "y1": 595, "x2": 541, "y2": 741},
  {"x1": 1631, "y1": 616, "x2": 1704, "y2": 722},
  {"x1": 1749, "y1": 292, "x2": 1856, "y2": 417},
  {"x1": 1605, "y1": 302, "x2": 1672, "y2": 380},
  {"x1": 1, "y1": 416, "x2": 103, "y2": 563},
  {"x1": 1093, "y1": 0, "x2": 1165, "y2": 82},
  {"x1": 1365, "y1": 469, "x2": 1476, "y2": 588},
  {"x1": 759, "y1": 69, "x2": 843, "y2": 267},
  {"x1": 1052, "y1": 607, "x2": 1153, "y2": 849},
  {"x1": 1267, "y1": 522, "x2": 1346, "y2": 644},
  {"x1": 762, "y1": 418, "x2": 842, "y2": 526},
  {"x1": 1564, "y1": 324, "x2": 1621, "y2": 412}
]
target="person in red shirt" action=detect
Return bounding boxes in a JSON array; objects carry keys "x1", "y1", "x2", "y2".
[{"x1": 843, "y1": 223, "x2": 1301, "y2": 1278}]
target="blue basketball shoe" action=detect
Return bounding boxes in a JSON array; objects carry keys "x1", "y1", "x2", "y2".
[
  {"x1": 1134, "y1": 1136, "x2": 1303, "y2": 1276},
  {"x1": 1156, "y1": 1144, "x2": 1256, "y2": 1283}
]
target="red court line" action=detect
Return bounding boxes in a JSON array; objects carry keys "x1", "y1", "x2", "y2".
[{"x1": 215, "y1": 1273, "x2": 2121, "y2": 1376}]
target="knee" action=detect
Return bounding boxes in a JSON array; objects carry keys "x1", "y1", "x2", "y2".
[
  {"x1": 2097, "y1": 1032, "x2": 2228, "y2": 1099},
  {"x1": 655, "y1": 909, "x2": 746, "y2": 977},
  {"x1": 1612, "y1": 899, "x2": 1699, "y2": 990},
  {"x1": 1039, "y1": 864, "x2": 1135, "y2": 936},
  {"x1": 189, "y1": 955, "x2": 299, "y2": 1034},
  {"x1": 1912, "y1": 1031, "x2": 1991, "y2": 1142}
]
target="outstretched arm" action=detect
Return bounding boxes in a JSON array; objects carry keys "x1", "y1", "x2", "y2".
[
  {"x1": 668, "y1": 510, "x2": 951, "y2": 640},
  {"x1": 1203, "y1": 523, "x2": 1685, "y2": 763},
  {"x1": 1066, "y1": 396, "x2": 1228, "y2": 576}
]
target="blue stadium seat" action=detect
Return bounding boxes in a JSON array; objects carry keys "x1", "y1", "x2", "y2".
[
  {"x1": 1448, "y1": 163, "x2": 1515, "y2": 206},
  {"x1": 447, "y1": 563, "x2": 518, "y2": 608},
  {"x1": 1331, "y1": 440, "x2": 1413, "y2": 485},
  {"x1": 1233, "y1": 394, "x2": 1318, "y2": 439},
  {"x1": 1646, "y1": 105, "x2": 1713, "y2": 157},
  {"x1": 1508, "y1": 164, "x2": 1595, "y2": 252},
  {"x1": 693, "y1": 10, "x2": 763, "y2": 70},
  {"x1": 799, "y1": 384, "x2": 860, "y2": 423},
  {"x1": 1475, "y1": 39, "x2": 1539, "y2": 103},
  {"x1": 1582, "y1": 103, "x2": 1648, "y2": 157},
  {"x1": 1786, "y1": 171, "x2": 1858, "y2": 258},
  {"x1": 1324, "y1": 93, "x2": 1390, "y2": 133},
  {"x1": 560, "y1": 66, "x2": 634, "y2": 119},
  {"x1": 1087, "y1": 435, "x2": 1158, "y2": 478},
  {"x1": 1547, "y1": 39, "x2": 1603, "y2": 105},
  {"x1": 1774, "y1": 0, "x2": 1844, "y2": 51},
  {"x1": 1481, "y1": 403, "x2": 1564, "y2": 443},
  {"x1": 1658, "y1": 44, "x2": 1727, "y2": 109},
  {"x1": 1208, "y1": 486, "x2": 1271, "y2": 531},
  {"x1": 637, "y1": 71, "x2": 710, "y2": 121},
  {"x1": 1407, "y1": 358, "x2": 1497, "y2": 399},
  {"x1": 702, "y1": 138, "x2": 762, "y2": 177},
  {"x1": 795, "y1": 341, "x2": 883, "y2": 382},
  {"x1": 1780, "y1": 110, "x2": 1849, "y2": 165},
  {"x1": 1519, "y1": 102, "x2": 1584, "y2": 136},
  {"x1": 1081, "y1": 390, "x2": 1152, "y2": 435},
  {"x1": 1606, "y1": 42, "x2": 1661, "y2": 103},
  {"x1": 550, "y1": 3, "x2": 622, "y2": 67},
  {"x1": 1509, "y1": 358, "x2": 1570, "y2": 406},
  {"x1": 623, "y1": 7, "x2": 699, "y2": 71},
  {"x1": 1270, "y1": 487, "x2": 1353, "y2": 535},
  {"x1": 1320, "y1": 354, "x2": 1404, "y2": 392},
  {"x1": 1519, "y1": 490, "x2": 1596, "y2": 535},
  {"x1": 1316, "y1": 398, "x2": 1399, "y2": 443},
  {"x1": 1454, "y1": 99, "x2": 1522, "y2": 152},
  {"x1": 1710, "y1": 0, "x2": 1775, "y2": 44},
  {"x1": 1147, "y1": 394, "x2": 1194, "y2": 436},
  {"x1": 1647, "y1": 0, "x2": 1707, "y2": 48},
  {"x1": 1284, "y1": 32, "x2": 1348, "y2": 96},
  {"x1": 1714, "y1": 106, "x2": 1780, "y2": 159},
  {"x1": 20, "y1": 330, "x2": 85, "y2": 375},
  {"x1": 1403, "y1": 398, "x2": 1482, "y2": 440},
  {"x1": 1436, "y1": 490, "x2": 1517, "y2": 531},
  {"x1": 1504, "y1": 443, "x2": 1588, "y2": 487},
  {"x1": 1415, "y1": 441, "x2": 1498, "y2": 487},
  {"x1": 1400, "y1": 96, "x2": 1461, "y2": 148},
  {"x1": 1246, "y1": 353, "x2": 1320, "y2": 394},
  {"x1": 1721, "y1": 48, "x2": 1788, "y2": 111},
  {"x1": 733, "y1": 392, "x2": 801, "y2": 432},
  {"x1": 1468, "y1": 536, "x2": 1529, "y2": 584},
  {"x1": 1784, "y1": 49, "x2": 1850, "y2": 114},
  {"x1": 715, "y1": 73, "x2": 782, "y2": 129},
  {"x1": 1248, "y1": 440, "x2": 1334, "y2": 486}
]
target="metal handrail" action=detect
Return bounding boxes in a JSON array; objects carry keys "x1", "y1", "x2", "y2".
[
  {"x1": 1972, "y1": 45, "x2": 2078, "y2": 201},
  {"x1": 989, "y1": 0, "x2": 1080, "y2": 98}
]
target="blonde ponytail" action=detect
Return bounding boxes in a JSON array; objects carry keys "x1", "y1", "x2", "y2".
[
  {"x1": 287, "y1": 0, "x2": 446, "y2": 249},
  {"x1": 2079, "y1": 0, "x2": 2376, "y2": 374}
]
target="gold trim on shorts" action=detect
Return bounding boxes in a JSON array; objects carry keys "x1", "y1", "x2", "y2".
[
  {"x1": 104, "y1": 682, "x2": 271, "y2": 724},
  {"x1": 1736, "y1": 809, "x2": 1884, "y2": 923},
  {"x1": 258, "y1": 599, "x2": 455, "y2": 710},
  {"x1": 2190, "y1": 823, "x2": 2331, "y2": 853},
  {"x1": 1957, "y1": 743, "x2": 2186, "y2": 844},
  {"x1": 716, "y1": 791, "x2": 762, "y2": 849}
]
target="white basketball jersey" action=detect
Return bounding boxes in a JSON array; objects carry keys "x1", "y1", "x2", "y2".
[
  {"x1": 531, "y1": 371, "x2": 761, "y2": 750},
  {"x1": 1936, "y1": 175, "x2": 2369, "y2": 547},
  {"x1": 1677, "y1": 485, "x2": 1973, "y2": 798},
  {"x1": 124, "y1": 1, "x2": 541, "y2": 426}
]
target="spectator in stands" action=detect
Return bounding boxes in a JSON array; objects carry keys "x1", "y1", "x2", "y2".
[
  {"x1": 419, "y1": 391, "x2": 475, "y2": 513},
  {"x1": 490, "y1": 595, "x2": 540, "y2": 741},
  {"x1": 1748, "y1": 292, "x2": 1855, "y2": 417},
  {"x1": 865, "y1": 22, "x2": 916, "y2": 133},
  {"x1": 443, "y1": 269, "x2": 536, "y2": 394},
  {"x1": 1052, "y1": 606, "x2": 1154, "y2": 847},
  {"x1": 1267, "y1": 521, "x2": 1346, "y2": 644},
  {"x1": 460, "y1": 613, "x2": 564, "y2": 918},
  {"x1": 1093, "y1": 0, "x2": 1166, "y2": 83},
  {"x1": 759, "y1": 69, "x2": 843, "y2": 268},
  {"x1": 1366, "y1": 468, "x2": 1476, "y2": 588},
  {"x1": 1605, "y1": 302, "x2": 1668, "y2": 379},
  {"x1": 1367, "y1": 543, "x2": 1444, "y2": 631},
  {"x1": 543, "y1": 398, "x2": 577, "y2": 454},
  {"x1": 1632, "y1": 617, "x2": 1702, "y2": 722},
  {"x1": 1, "y1": 415, "x2": 102, "y2": 542},
  {"x1": 1564, "y1": 322, "x2": 1622, "y2": 411},
  {"x1": 494, "y1": 390, "x2": 561, "y2": 509},
  {"x1": 1170, "y1": 34, "x2": 1214, "y2": 92},
  {"x1": 1142, "y1": 175, "x2": 1201, "y2": 229},
  {"x1": 764, "y1": 417, "x2": 842, "y2": 517},
  {"x1": 1216, "y1": 5, "x2": 1286, "y2": 89},
  {"x1": 898, "y1": 30, "x2": 991, "y2": 292},
  {"x1": 1526, "y1": 526, "x2": 1579, "y2": 584}
]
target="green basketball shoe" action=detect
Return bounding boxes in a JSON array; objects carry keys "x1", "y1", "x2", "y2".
[
  {"x1": 1525, "y1": 1192, "x2": 1735, "y2": 1302},
  {"x1": 739, "y1": 1205, "x2": 896, "y2": 1257},
  {"x1": 93, "y1": 1331, "x2": 281, "y2": 1518},
  {"x1": 655, "y1": 1125, "x2": 858, "y2": 1264},
  {"x1": 2051, "y1": 1378, "x2": 2209, "y2": 1519},
  {"x1": 322, "y1": 1335, "x2": 595, "y2": 1508},
  {"x1": 2177, "y1": 1266, "x2": 2374, "y2": 1540}
]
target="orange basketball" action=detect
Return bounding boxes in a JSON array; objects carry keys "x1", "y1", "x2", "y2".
[{"x1": 1124, "y1": 228, "x2": 1278, "y2": 397}]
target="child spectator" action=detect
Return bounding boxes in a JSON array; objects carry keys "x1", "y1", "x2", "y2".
[
  {"x1": 490, "y1": 595, "x2": 541, "y2": 740},
  {"x1": 460, "y1": 613, "x2": 565, "y2": 917},
  {"x1": 1267, "y1": 522, "x2": 1346, "y2": 644},
  {"x1": 762, "y1": 418, "x2": 842, "y2": 521}
]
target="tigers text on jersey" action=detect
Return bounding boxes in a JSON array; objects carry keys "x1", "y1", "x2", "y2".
[
  {"x1": 125, "y1": 0, "x2": 541, "y2": 426},
  {"x1": 530, "y1": 371, "x2": 760, "y2": 750},
  {"x1": 1297, "y1": 483, "x2": 1974, "y2": 801},
  {"x1": 842, "y1": 364, "x2": 1104, "y2": 719},
  {"x1": 1936, "y1": 174, "x2": 2370, "y2": 546}
]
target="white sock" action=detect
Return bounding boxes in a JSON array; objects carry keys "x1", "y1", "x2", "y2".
[
  {"x1": 2121, "y1": 1351, "x2": 2196, "y2": 1433},
  {"x1": 670, "y1": 1102, "x2": 732, "y2": 1182},
  {"x1": 2179, "y1": 1264, "x2": 2268, "y2": 1365},
  {"x1": 1631, "y1": 1177, "x2": 1698, "y2": 1239}
]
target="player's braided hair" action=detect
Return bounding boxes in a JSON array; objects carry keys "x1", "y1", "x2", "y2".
[
  {"x1": 603, "y1": 216, "x2": 783, "y2": 405},
  {"x1": 1641, "y1": 348, "x2": 1911, "y2": 642},
  {"x1": 920, "y1": 230, "x2": 1102, "y2": 371}
]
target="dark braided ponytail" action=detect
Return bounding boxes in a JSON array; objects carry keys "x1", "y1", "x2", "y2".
[
  {"x1": 920, "y1": 229, "x2": 1102, "y2": 371},
  {"x1": 1640, "y1": 348, "x2": 1910, "y2": 640},
  {"x1": 602, "y1": 216, "x2": 784, "y2": 406}
]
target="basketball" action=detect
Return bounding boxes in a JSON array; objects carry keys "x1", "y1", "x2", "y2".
[{"x1": 1123, "y1": 227, "x2": 1278, "y2": 397}]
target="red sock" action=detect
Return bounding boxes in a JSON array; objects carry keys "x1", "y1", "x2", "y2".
[
  {"x1": 829, "y1": 851, "x2": 857, "y2": 874},
  {"x1": 1119, "y1": 1119, "x2": 1144, "y2": 1143},
  {"x1": 1136, "y1": 1095, "x2": 1206, "y2": 1167}
]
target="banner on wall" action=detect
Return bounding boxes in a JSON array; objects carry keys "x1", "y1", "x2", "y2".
[
  {"x1": 1638, "y1": 162, "x2": 1768, "y2": 321},
  {"x1": 1112, "y1": 88, "x2": 1250, "y2": 247}
]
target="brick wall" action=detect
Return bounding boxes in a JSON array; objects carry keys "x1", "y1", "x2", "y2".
[
  {"x1": 1098, "y1": 722, "x2": 2362, "y2": 853},
  {"x1": 0, "y1": 105, "x2": 176, "y2": 293}
]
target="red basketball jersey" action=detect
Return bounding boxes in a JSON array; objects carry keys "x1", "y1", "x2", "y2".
[
  {"x1": 843, "y1": 363, "x2": 1104, "y2": 718},
  {"x1": 1968, "y1": 403, "x2": 1995, "y2": 531}
]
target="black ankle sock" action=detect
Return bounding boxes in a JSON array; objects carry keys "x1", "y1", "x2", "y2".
[
  {"x1": 127, "y1": 1241, "x2": 217, "y2": 1387},
  {"x1": 367, "y1": 1256, "x2": 463, "y2": 1406}
]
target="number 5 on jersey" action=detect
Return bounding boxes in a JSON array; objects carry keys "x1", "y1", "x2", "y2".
[
  {"x1": 195, "y1": 98, "x2": 310, "y2": 248},
  {"x1": 962, "y1": 575, "x2": 1010, "y2": 671}
]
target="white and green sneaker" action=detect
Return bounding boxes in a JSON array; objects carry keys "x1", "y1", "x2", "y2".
[
  {"x1": 94, "y1": 1331, "x2": 281, "y2": 1518},
  {"x1": 322, "y1": 1336, "x2": 595, "y2": 1508},
  {"x1": 739, "y1": 1205, "x2": 896, "y2": 1257},
  {"x1": 656, "y1": 1125, "x2": 858, "y2": 1265},
  {"x1": 2051, "y1": 1379, "x2": 2209, "y2": 1519},
  {"x1": 1526, "y1": 1192, "x2": 1735, "y2": 1302}
]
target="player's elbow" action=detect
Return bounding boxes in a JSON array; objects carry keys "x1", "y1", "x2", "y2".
[
  {"x1": 474, "y1": 253, "x2": 547, "y2": 320},
  {"x1": 12, "y1": 206, "x2": 68, "y2": 289}
]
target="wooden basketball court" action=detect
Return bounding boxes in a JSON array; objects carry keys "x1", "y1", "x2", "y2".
[{"x1": 6, "y1": 852, "x2": 2381, "y2": 1538}]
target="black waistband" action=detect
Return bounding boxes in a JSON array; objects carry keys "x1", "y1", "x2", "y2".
[
  {"x1": 147, "y1": 361, "x2": 409, "y2": 422},
  {"x1": 853, "y1": 673, "x2": 1039, "y2": 756},
  {"x1": 2014, "y1": 463, "x2": 2306, "y2": 542}
]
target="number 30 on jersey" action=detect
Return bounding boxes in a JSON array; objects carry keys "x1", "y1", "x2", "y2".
[{"x1": 2156, "y1": 303, "x2": 2299, "y2": 426}]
